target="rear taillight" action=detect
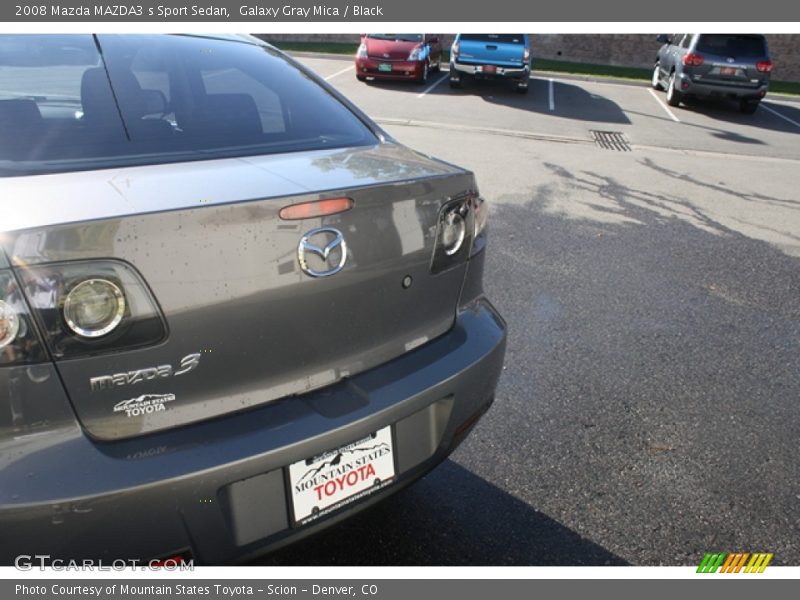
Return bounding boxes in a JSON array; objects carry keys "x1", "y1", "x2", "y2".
[
  {"x1": 472, "y1": 195, "x2": 488, "y2": 241},
  {"x1": 452, "y1": 42, "x2": 460, "y2": 60},
  {"x1": 756, "y1": 60, "x2": 773, "y2": 73},
  {"x1": 523, "y1": 48, "x2": 531, "y2": 63},
  {"x1": 0, "y1": 267, "x2": 47, "y2": 366},
  {"x1": 682, "y1": 53, "x2": 704, "y2": 67},
  {"x1": 0, "y1": 299, "x2": 19, "y2": 350},
  {"x1": 441, "y1": 209, "x2": 467, "y2": 257},
  {"x1": 469, "y1": 194, "x2": 489, "y2": 259},
  {"x1": 17, "y1": 260, "x2": 166, "y2": 359},
  {"x1": 431, "y1": 192, "x2": 485, "y2": 274},
  {"x1": 63, "y1": 279, "x2": 126, "y2": 338}
]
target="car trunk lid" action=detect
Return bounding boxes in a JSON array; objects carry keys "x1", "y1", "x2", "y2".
[{"x1": 4, "y1": 143, "x2": 477, "y2": 440}]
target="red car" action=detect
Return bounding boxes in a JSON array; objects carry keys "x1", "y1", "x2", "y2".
[{"x1": 355, "y1": 34, "x2": 443, "y2": 83}]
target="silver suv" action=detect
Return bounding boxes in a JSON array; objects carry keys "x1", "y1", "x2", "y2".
[{"x1": 651, "y1": 34, "x2": 772, "y2": 114}]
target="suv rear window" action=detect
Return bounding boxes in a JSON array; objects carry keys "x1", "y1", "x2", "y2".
[
  {"x1": 695, "y1": 35, "x2": 767, "y2": 58},
  {"x1": 460, "y1": 34, "x2": 524, "y2": 45},
  {"x1": 0, "y1": 34, "x2": 376, "y2": 177}
]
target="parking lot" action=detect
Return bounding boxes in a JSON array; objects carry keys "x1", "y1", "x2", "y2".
[{"x1": 259, "y1": 54, "x2": 800, "y2": 566}]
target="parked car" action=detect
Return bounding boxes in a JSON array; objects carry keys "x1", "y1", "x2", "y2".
[
  {"x1": 651, "y1": 33, "x2": 772, "y2": 113},
  {"x1": 0, "y1": 34, "x2": 506, "y2": 564},
  {"x1": 355, "y1": 33, "x2": 443, "y2": 83},
  {"x1": 450, "y1": 34, "x2": 532, "y2": 93}
]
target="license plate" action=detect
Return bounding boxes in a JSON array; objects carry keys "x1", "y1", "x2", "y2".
[
  {"x1": 720, "y1": 67, "x2": 737, "y2": 76},
  {"x1": 378, "y1": 64, "x2": 393, "y2": 72},
  {"x1": 288, "y1": 426, "x2": 395, "y2": 525},
  {"x1": 483, "y1": 64, "x2": 497, "y2": 74}
]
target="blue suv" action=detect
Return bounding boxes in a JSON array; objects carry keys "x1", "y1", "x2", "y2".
[{"x1": 450, "y1": 34, "x2": 532, "y2": 93}]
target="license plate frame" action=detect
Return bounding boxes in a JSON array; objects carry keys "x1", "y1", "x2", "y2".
[
  {"x1": 288, "y1": 426, "x2": 396, "y2": 525},
  {"x1": 378, "y1": 63, "x2": 393, "y2": 72}
]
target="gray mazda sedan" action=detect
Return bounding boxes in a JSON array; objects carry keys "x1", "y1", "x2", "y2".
[{"x1": 0, "y1": 34, "x2": 506, "y2": 564}]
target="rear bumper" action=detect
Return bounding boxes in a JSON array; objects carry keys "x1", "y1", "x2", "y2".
[
  {"x1": 0, "y1": 295, "x2": 506, "y2": 564},
  {"x1": 450, "y1": 60, "x2": 530, "y2": 81},
  {"x1": 678, "y1": 73, "x2": 769, "y2": 100},
  {"x1": 355, "y1": 57, "x2": 426, "y2": 80}
]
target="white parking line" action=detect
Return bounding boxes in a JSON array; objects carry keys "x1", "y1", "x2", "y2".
[
  {"x1": 548, "y1": 78, "x2": 555, "y2": 111},
  {"x1": 324, "y1": 65, "x2": 354, "y2": 81},
  {"x1": 647, "y1": 88, "x2": 681, "y2": 123},
  {"x1": 760, "y1": 102, "x2": 800, "y2": 129},
  {"x1": 416, "y1": 73, "x2": 449, "y2": 98},
  {"x1": 762, "y1": 97, "x2": 800, "y2": 108}
]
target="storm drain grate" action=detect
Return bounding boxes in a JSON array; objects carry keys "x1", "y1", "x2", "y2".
[{"x1": 591, "y1": 130, "x2": 632, "y2": 152}]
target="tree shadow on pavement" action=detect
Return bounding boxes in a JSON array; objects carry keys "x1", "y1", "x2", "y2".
[{"x1": 474, "y1": 177, "x2": 800, "y2": 565}]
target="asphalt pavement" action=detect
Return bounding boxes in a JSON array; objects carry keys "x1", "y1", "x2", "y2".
[{"x1": 256, "y1": 55, "x2": 800, "y2": 566}]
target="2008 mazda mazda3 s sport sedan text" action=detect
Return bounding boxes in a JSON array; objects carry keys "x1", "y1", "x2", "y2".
[{"x1": 0, "y1": 34, "x2": 506, "y2": 564}]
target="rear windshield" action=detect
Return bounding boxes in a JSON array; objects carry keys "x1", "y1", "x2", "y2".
[
  {"x1": 695, "y1": 34, "x2": 767, "y2": 58},
  {"x1": 460, "y1": 34, "x2": 525, "y2": 45},
  {"x1": 0, "y1": 34, "x2": 377, "y2": 177}
]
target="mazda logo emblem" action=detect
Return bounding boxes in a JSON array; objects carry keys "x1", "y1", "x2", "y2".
[{"x1": 297, "y1": 227, "x2": 348, "y2": 278}]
